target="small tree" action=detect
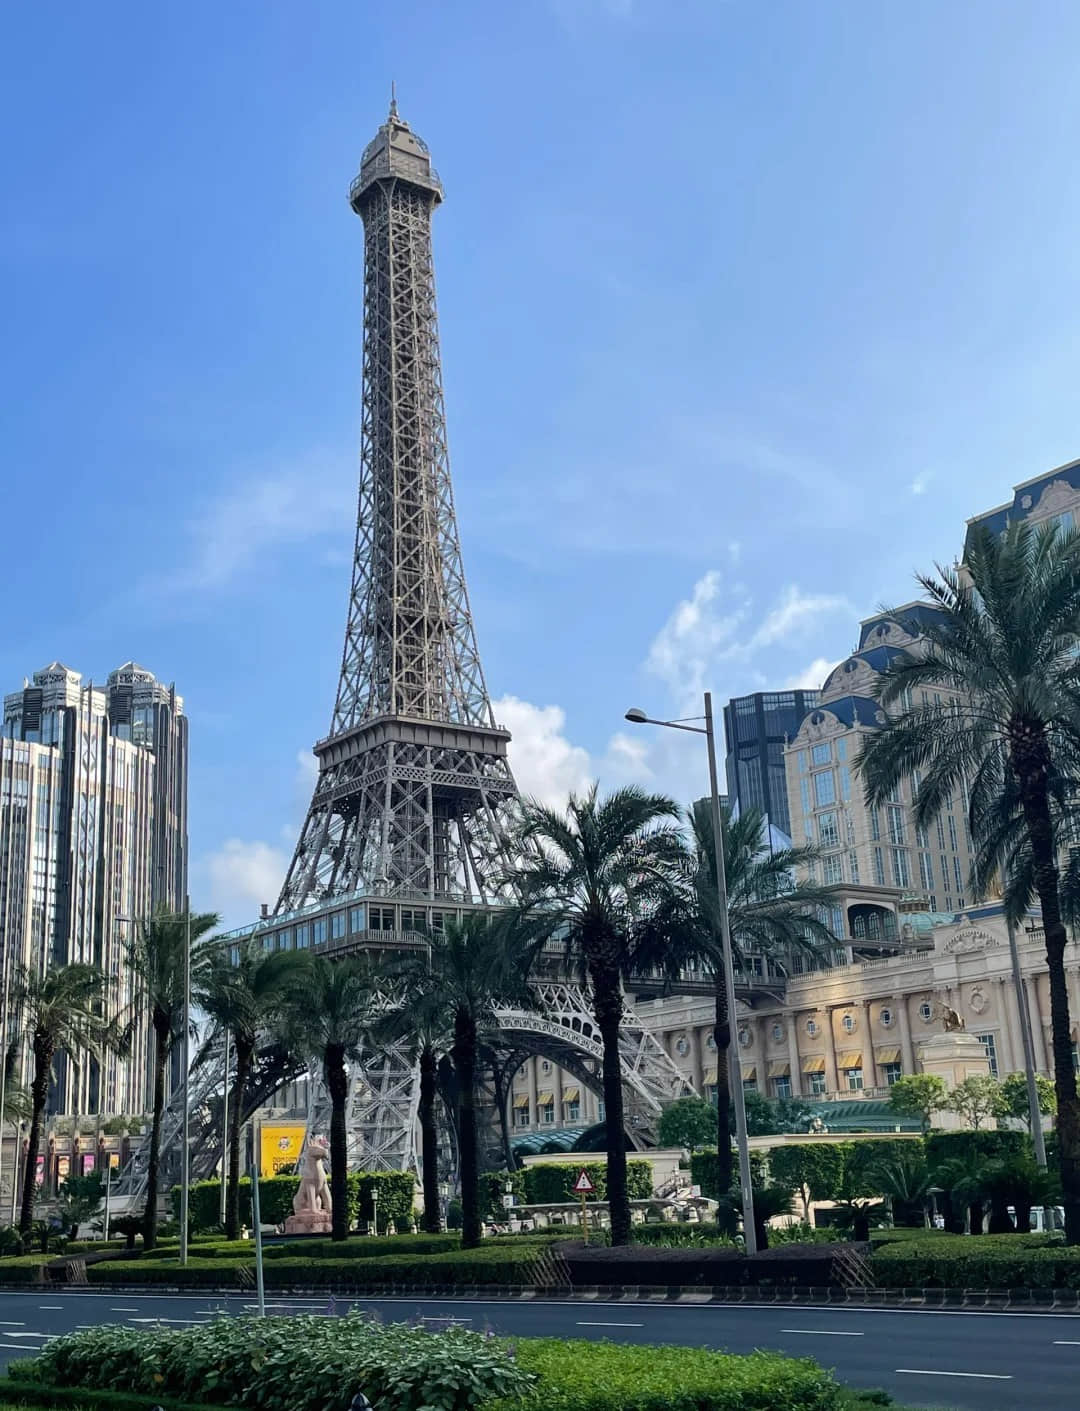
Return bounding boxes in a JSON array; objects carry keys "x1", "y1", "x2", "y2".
[
  {"x1": 996, "y1": 1071, "x2": 1057, "y2": 1130},
  {"x1": 768, "y1": 1143, "x2": 846, "y2": 1222},
  {"x1": 888, "y1": 1074, "x2": 948, "y2": 1135},
  {"x1": 55, "y1": 1173, "x2": 104, "y2": 1240},
  {"x1": 658, "y1": 1097, "x2": 716, "y2": 1153},
  {"x1": 948, "y1": 1074, "x2": 1001, "y2": 1131}
]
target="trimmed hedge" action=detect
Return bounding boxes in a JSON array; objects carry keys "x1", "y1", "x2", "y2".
[
  {"x1": 172, "y1": 1171, "x2": 415, "y2": 1232},
  {"x1": 0, "y1": 1257, "x2": 51, "y2": 1285},
  {"x1": 522, "y1": 1161, "x2": 652, "y2": 1204},
  {"x1": 871, "y1": 1231, "x2": 1080, "y2": 1289},
  {"x1": 17, "y1": 1317, "x2": 845, "y2": 1411}
]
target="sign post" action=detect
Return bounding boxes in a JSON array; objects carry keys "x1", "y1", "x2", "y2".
[{"x1": 573, "y1": 1168, "x2": 595, "y2": 1242}]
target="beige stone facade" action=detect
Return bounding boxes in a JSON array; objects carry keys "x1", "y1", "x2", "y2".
[{"x1": 507, "y1": 909, "x2": 1073, "y2": 1134}]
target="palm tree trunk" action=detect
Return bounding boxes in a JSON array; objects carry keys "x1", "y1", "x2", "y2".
[
  {"x1": 20, "y1": 1047, "x2": 50, "y2": 1243},
  {"x1": 325, "y1": 1045, "x2": 349, "y2": 1242},
  {"x1": 419, "y1": 1044, "x2": 441, "y2": 1234},
  {"x1": 713, "y1": 979, "x2": 733, "y2": 1195},
  {"x1": 590, "y1": 958, "x2": 631, "y2": 1246},
  {"x1": 454, "y1": 1010, "x2": 481, "y2": 1249},
  {"x1": 1011, "y1": 726, "x2": 1080, "y2": 1244},
  {"x1": 142, "y1": 1021, "x2": 169, "y2": 1251},
  {"x1": 225, "y1": 1039, "x2": 252, "y2": 1241}
]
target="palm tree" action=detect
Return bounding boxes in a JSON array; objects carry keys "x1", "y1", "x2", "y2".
[
  {"x1": 280, "y1": 955, "x2": 379, "y2": 1241},
  {"x1": 397, "y1": 914, "x2": 539, "y2": 1249},
  {"x1": 196, "y1": 940, "x2": 308, "y2": 1239},
  {"x1": 858, "y1": 520, "x2": 1080, "y2": 1242},
  {"x1": 639, "y1": 802, "x2": 837, "y2": 1194},
  {"x1": 507, "y1": 785, "x2": 684, "y2": 1246},
  {"x1": 127, "y1": 905, "x2": 219, "y2": 1250},
  {"x1": 378, "y1": 985, "x2": 448, "y2": 1234},
  {"x1": 11, "y1": 963, "x2": 121, "y2": 1243}
]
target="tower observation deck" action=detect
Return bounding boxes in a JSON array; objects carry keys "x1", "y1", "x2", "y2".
[{"x1": 276, "y1": 101, "x2": 517, "y2": 913}]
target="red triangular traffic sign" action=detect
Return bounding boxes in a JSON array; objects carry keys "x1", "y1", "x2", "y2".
[{"x1": 573, "y1": 1168, "x2": 595, "y2": 1194}]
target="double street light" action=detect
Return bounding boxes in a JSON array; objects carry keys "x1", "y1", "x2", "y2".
[{"x1": 625, "y1": 692, "x2": 758, "y2": 1255}]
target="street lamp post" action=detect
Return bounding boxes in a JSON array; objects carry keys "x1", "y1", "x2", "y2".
[
  {"x1": 180, "y1": 896, "x2": 191, "y2": 1266},
  {"x1": 625, "y1": 692, "x2": 758, "y2": 1254}
]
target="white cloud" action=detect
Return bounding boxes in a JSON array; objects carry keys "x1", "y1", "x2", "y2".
[
  {"x1": 200, "y1": 838, "x2": 289, "y2": 928},
  {"x1": 494, "y1": 695, "x2": 594, "y2": 806},
  {"x1": 910, "y1": 470, "x2": 932, "y2": 496},
  {"x1": 645, "y1": 571, "x2": 854, "y2": 711},
  {"x1": 165, "y1": 452, "x2": 356, "y2": 591},
  {"x1": 785, "y1": 656, "x2": 841, "y2": 690}
]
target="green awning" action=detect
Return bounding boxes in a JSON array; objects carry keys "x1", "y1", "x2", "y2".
[{"x1": 801, "y1": 1100, "x2": 920, "y2": 1134}]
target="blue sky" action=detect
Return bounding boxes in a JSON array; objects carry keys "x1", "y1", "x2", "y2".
[{"x1": 4, "y1": 2, "x2": 1080, "y2": 927}]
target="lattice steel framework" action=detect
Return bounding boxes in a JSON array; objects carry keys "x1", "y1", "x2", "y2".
[{"x1": 277, "y1": 100, "x2": 516, "y2": 912}]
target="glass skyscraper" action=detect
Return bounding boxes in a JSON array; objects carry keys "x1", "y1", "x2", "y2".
[{"x1": 723, "y1": 689, "x2": 819, "y2": 839}]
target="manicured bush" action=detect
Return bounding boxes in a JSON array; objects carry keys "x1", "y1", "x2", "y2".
[
  {"x1": 172, "y1": 1171, "x2": 416, "y2": 1234},
  {"x1": 925, "y1": 1129, "x2": 1028, "y2": 1171},
  {"x1": 28, "y1": 1314, "x2": 534, "y2": 1411},
  {"x1": 871, "y1": 1231, "x2": 1080, "y2": 1289},
  {"x1": 0, "y1": 1255, "x2": 50, "y2": 1285},
  {"x1": 690, "y1": 1149, "x2": 768, "y2": 1200},
  {"x1": 505, "y1": 1337, "x2": 842, "y2": 1411},
  {"x1": 20, "y1": 1318, "x2": 844, "y2": 1411},
  {"x1": 522, "y1": 1161, "x2": 652, "y2": 1204},
  {"x1": 481, "y1": 1169, "x2": 527, "y2": 1221},
  {"x1": 631, "y1": 1222, "x2": 733, "y2": 1248}
]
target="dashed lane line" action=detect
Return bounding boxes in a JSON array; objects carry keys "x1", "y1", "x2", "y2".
[
  {"x1": 896, "y1": 1369, "x2": 1012, "y2": 1380},
  {"x1": 781, "y1": 1330, "x2": 864, "y2": 1337}
]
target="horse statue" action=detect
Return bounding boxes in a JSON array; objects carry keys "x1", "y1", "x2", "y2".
[
  {"x1": 284, "y1": 1134, "x2": 332, "y2": 1234},
  {"x1": 942, "y1": 1005, "x2": 966, "y2": 1033}
]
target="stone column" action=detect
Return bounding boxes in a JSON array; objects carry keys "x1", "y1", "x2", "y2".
[
  {"x1": 1003, "y1": 975, "x2": 1024, "y2": 1077},
  {"x1": 788, "y1": 1018, "x2": 803, "y2": 1098},
  {"x1": 1027, "y1": 980, "x2": 1048, "y2": 1072},
  {"x1": 527, "y1": 1056, "x2": 538, "y2": 1127},
  {"x1": 860, "y1": 1000, "x2": 877, "y2": 1091},
  {"x1": 822, "y1": 1009, "x2": 839, "y2": 1095},
  {"x1": 895, "y1": 995, "x2": 916, "y2": 1075},
  {"x1": 995, "y1": 977, "x2": 1017, "y2": 1074}
]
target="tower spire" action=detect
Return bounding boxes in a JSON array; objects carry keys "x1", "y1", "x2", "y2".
[
  {"x1": 389, "y1": 79, "x2": 398, "y2": 120},
  {"x1": 276, "y1": 108, "x2": 516, "y2": 913}
]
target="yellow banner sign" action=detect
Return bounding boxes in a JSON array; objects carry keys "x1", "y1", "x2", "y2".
[{"x1": 259, "y1": 1124, "x2": 306, "y2": 1178}]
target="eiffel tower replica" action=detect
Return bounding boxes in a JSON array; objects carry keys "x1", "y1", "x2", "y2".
[{"x1": 278, "y1": 97, "x2": 517, "y2": 913}]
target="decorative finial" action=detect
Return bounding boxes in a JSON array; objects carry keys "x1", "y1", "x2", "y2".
[{"x1": 389, "y1": 80, "x2": 398, "y2": 120}]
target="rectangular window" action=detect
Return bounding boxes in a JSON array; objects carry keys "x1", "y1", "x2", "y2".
[
  {"x1": 276, "y1": 930, "x2": 290, "y2": 950},
  {"x1": 564, "y1": 1099, "x2": 580, "y2": 1122},
  {"x1": 814, "y1": 771, "x2": 836, "y2": 806},
  {"x1": 870, "y1": 809, "x2": 881, "y2": 842},
  {"x1": 743, "y1": 1078, "x2": 758, "y2": 1093},
  {"x1": 800, "y1": 779, "x2": 811, "y2": 815},
  {"x1": 430, "y1": 911, "x2": 446, "y2": 934},
  {"x1": 882, "y1": 1062, "x2": 903, "y2": 1086},
  {"x1": 846, "y1": 1066, "x2": 864, "y2": 1092},
  {"x1": 818, "y1": 812, "x2": 839, "y2": 847},
  {"x1": 910, "y1": 768, "x2": 922, "y2": 796},
  {"x1": 836, "y1": 738, "x2": 847, "y2": 762},
  {"x1": 540, "y1": 1105, "x2": 555, "y2": 1125},
  {"x1": 331, "y1": 913, "x2": 346, "y2": 940},
  {"x1": 848, "y1": 851, "x2": 860, "y2": 884},
  {"x1": 831, "y1": 905, "x2": 844, "y2": 937},
  {"x1": 873, "y1": 847, "x2": 886, "y2": 886},
  {"x1": 371, "y1": 907, "x2": 395, "y2": 932},
  {"x1": 892, "y1": 849, "x2": 910, "y2": 888},
  {"x1": 953, "y1": 856, "x2": 964, "y2": 894},
  {"x1": 887, "y1": 807, "x2": 906, "y2": 845},
  {"x1": 809, "y1": 1071, "x2": 827, "y2": 1095},
  {"x1": 798, "y1": 750, "x2": 808, "y2": 774},
  {"x1": 515, "y1": 1109, "x2": 530, "y2": 1128},
  {"x1": 975, "y1": 1033, "x2": 999, "y2": 1078},
  {"x1": 296, "y1": 925, "x2": 309, "y2": 949},
  {"x1": 845, "y1": 815, "x2": 855, "y2": 845},
  {"x1": 840, "y1": 766, "x2": 851, "y2": 802},
  {"x1": 812, "y1": 743, "x2": 832, "y2": 766},
  {"x1": 916, "y1": 822, "x2": 929, "y2": 848},
  {"x1": 886, "y1": 782, "x2": 901, "y2": 804},
  {"x1": 948, "y1": 815, "x2": 959, "y2": 851},
  {"x1": 313, "y1": 918, "x2": 328, "y2": 944},
  {"x1": 936, "y1": 817, "x2": 946, "y2": 849},
  {"x1": 823, "y1": 854, "x2": 843, "y2": 885},
  {"x1": 349, "y1": 906, "x2": 365, "y2": 933},
  {"x1": 772, "y1": 1076, "x2": 792, "y2": 1099},
  {"x1": 919, "y1": 852, "x2": 934, "y2": 891}
]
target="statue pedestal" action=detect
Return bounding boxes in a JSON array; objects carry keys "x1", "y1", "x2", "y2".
[
  {"x1": 284, "y1": 1209, "x2": 332, "y2": 1236},
  {"x1": 918, "y1": 1031, "x2": 994, "y2": 1131}
]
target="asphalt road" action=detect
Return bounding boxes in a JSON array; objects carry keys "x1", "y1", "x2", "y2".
[{"x1": 0, "y1": 1290, "x2": 1066, "y2": 1411}]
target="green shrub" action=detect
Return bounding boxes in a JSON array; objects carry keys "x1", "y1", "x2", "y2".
[
  {"x1": 29, "y1": 1314, "x2": 534, "y2": 1411},
  {"x1": 481, "y1": 1170, "x2": 527, "y2": 1221},
  {"x1": 872, "y1": 1232, "x2": 1080, "y2": 1289},
  {"x1": 504, "y1": 1337, "x2": 842, "y2": 1411},
  {"x1": 0, "y1": 1256, "x2": 50, "y2": 1285},
  {"x1": 925, "y1": 1129, "x2": 1028, "y2": 1172},
  {"x1": 522, "y1": 1161, "x2": 652, "y2": 1204},
  {"x1": 172, "y1": 1171, "x2": 415, "y2": 1234},
  {"x1": 631, "y1": 1222, "x2": 734, "y2": 1248},
  {"x1": 690, "y1": 1149, "x2": 768, "y2": 1200}
]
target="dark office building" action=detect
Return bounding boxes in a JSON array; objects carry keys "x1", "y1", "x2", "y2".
[{"x1": 723, "y1": 690, "x2": 820, "y2": 838}]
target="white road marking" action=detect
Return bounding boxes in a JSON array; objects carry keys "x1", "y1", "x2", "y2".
[
  {"x1": 1, "y1": 1331, "x2": 54, "y2": 1340},
  {"x1": 38, "y1": 1306, "x2": 63, "y2": 1311},
  {"x1": 576, "y1": 1320, "x2": 645, "y2": 1327},
  {"x1": 896, "y1": 1369, "x2": 1012, "y2": 1380},
  {"x1": 0, "y1": 1321, "x2": 25, "y2": 1326},
  {"x1": 110, "y1": 1306, "x2": 139, "y2": 1312},
  {"x1": 126, "y1": 1316, "x2": 205, "y2": 1325},
  {"x1": 781, "y1": 1329, "x2": 863, "y2": 1337},
  {"x1": 1054, "y1": 1340, "x2": 1080, "y2": 1345},
  {"x1": 420, "y1": 1316, "x2": 471, "y2": 1323}
]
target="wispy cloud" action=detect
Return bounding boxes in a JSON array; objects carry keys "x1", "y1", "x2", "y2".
[
  {"x1": 159, "y1": 451, "x2": 356, "y2": 592},
  {"x1": 910, "y1": 470, "x2": 932, "y2": 496},
  {"x1": 785, "y1": 656, "x2": 841, "y2": 690}
]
